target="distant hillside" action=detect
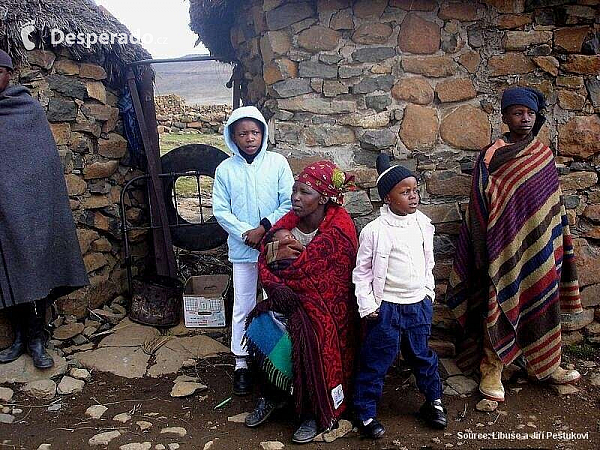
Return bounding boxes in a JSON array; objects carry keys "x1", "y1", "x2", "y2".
[{"x1": 153, "y1": 57, "x2": 233, "y2": 106}]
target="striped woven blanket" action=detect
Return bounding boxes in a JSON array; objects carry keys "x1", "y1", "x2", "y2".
[{"x1": 447, "y1": 136, "x2": 582, "y2": 379}]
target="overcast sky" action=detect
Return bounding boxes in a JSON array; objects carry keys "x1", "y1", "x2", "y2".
[{"x1": 95, "y1": 0, "x2": 208, "y2": 58}]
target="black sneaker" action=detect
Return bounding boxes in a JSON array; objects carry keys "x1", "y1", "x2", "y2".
[
  {"x1": 419, "y1": 399, "x2": 447, "y2": 429},
  {"x1": 358, "y1": 418, "x2": 385, "y2": 439},
  {"x1": 292, "y1": 418, "x2": 318, "y2": 444},
  {"x1": 245, "y1": 396, "x2": 277, "y2": 428},
  {"x1": 233, "y1": 368, "x2": 252, "y2": 396}
]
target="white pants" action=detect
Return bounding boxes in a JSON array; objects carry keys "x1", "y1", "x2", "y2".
[{"x1": 231, "y1": 262, "x2": 258, "y2": 357}]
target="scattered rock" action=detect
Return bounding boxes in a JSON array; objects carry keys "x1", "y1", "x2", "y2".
[
  {"x1": 69, "y1": 368, "x2": 92, "y2": 381},
  {"x1": 37, "y1": 445, "x2": 51, "y2": 450},
  {"x1": 590, "y1": 374, "x2": 600, "y2": 386},
  {"x1": 170, "y1": 381, "x2": 208, "y2": 397},
  {"x1": 57, "y1": 376, "x2": 85, "y2": 395},
  {"x1": 0, "y1": 387, "x2": 14, "y2": 402},
  {"x1": 445, "y1": 375, "x2": 478, "y2": 395},
  {"x1": 53, "y1": 323, "x2": 85, "y2": 340},
  {"x1": 113, "y1": 412, "x2": 132, "y2": 423},
  {"x1": 12, "y1": 408, "x2": 22, "y2": 414},
  {"x1": 320, "y1": 419, "x2": 353, "y2": 442},
  {"x1": 475, "y1": 399, "x2": 498, "y2": 412},
  {"x1": 119, "y1": 443, "x2": 152, "y2": 450},
  {"x1": 228, "y1": 412, "x2": 249, "y2": 423},
  {"x1": 76, "y1": 347, "x2": 150, "y2": 379},
  {"x1": 201, "y1": 442, "x2": 212, "y2": 450},
  {"x1": 552, "y1": 384, "x2": 579, "y2": 395},
  {"x1": 432, "y1": 437, "x2": 442, "y2": 443},
  {"x1": 0, "y1": 352, "x2": 67, "y2": 384},
  {"x1": 0, "y1": 413, "x2": 15, "y2": 424},
  {"x1": 527, "y1": 421, "x2": 537, "y2": 428},
  {"x1": 160, "y1": 427, "x2": 187, "y2": 437},
  {"x1": 22, "y1": 379, "x2": 57, "y2": 400},
  {"x1": 168, "y1": 445, "x2": 180, "y2": 450},
  {"x1": 47, "y1": 403, "x2": 62, "y2": 412},
  {"x1": 136, "y1": 420, "x2": 153, "y2": 431},
  {"x1": 88, "y1": 430, "x2": 122, "y2": 446},
  {"x1": 85, "y1": 404, "x2": 108, "y2": 419},
  {"x1": 260, "y1": 442, "x2": 285, "y2": 450}
]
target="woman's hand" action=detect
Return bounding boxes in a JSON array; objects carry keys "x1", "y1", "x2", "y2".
[
  {"x1": 274, "y1": 237, "x2": 303, "y2": 260},
  {"x1": 243, "y1": 225, "x2": 266, "y2": 249}
]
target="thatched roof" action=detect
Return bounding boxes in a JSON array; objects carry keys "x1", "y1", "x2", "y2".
[
  {"x1": 0, "y1": 0, "x2": 151, "y2": 85},
  {"x1": 189, "y1": 0, "x2": 236, "y2": 62}
]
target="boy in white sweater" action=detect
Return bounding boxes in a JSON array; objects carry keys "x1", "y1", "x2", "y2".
[{"x1": 352, "y1": 154, "x2": 446, "y2": 438}]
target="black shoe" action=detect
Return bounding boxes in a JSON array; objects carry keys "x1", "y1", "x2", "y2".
[
  {"x1": 0, "y1": 328, "x2": 26, "y2": 364},
  {"x1": 233, "y1": 368, "x2": 252, "y2": 396},
  {"x1": 245, "y1": 396, "x2": 277, "y2": 428},
  {"x1": 292, "y1": 418, "x2": 318, "y2": 444},
  {"x1": 358, "y1": 418, "x2": 385, "y2": 439},
  {"x1": 27, "y1": 337, "x2": 54, "y2": 369},
  {"x1": 26, "y1": 300, "x2": 54, "y2": 369},
  {"x1": 419, "y1": 400, "x2": 447, "y2": 429}
]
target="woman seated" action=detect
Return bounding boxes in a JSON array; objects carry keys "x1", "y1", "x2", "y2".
[{"x1": 244, "y1": 161, "x2": 359, "y2": 444}]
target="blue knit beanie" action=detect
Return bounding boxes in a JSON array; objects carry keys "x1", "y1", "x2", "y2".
[
  {"x1": 0, "y1": 49, "x2": 13, "y2": 70},
  {"x1": 501, "y1": 87, "x2": 545, "y2": 113},
  {"x1": 376, "y1": 154, "x2": 416, "y2": 200}
]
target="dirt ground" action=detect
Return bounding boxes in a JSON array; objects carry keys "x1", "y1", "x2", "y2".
[{"x1": 1, "y1": 348, "x2": 599, "y2": 450}]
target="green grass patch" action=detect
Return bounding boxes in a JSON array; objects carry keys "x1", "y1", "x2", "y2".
[{"x1": 563, "y1": 343, "x2": 597, "y2": 360}]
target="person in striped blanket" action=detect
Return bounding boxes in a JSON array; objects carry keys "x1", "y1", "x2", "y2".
[{"x1": 446, "y1": 87, "x2": 583, "y2": 403}]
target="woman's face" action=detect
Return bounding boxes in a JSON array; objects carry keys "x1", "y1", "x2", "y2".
[{"x1": 291, "y1": 181, "x2": 326, "y2": 218}]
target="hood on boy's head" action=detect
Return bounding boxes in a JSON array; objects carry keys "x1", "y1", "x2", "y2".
[{"x1": 223, "y1": 105, "x2": 269, "y2": 157}]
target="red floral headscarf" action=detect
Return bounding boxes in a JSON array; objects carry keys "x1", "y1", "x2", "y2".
[{"x1": 296, "y1": 160, "x2": 355, "y2": 205}]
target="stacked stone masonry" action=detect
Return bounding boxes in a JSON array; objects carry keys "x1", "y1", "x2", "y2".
[
  {"x1": 228, "y1": 0, "x2": 600, "y2": 350},
  {"x1": 154, "y1": 94, "x2": 231, "y2": 134},
  {"x1": 0, "y1": 49, "x2": 149, "y2": 343}
]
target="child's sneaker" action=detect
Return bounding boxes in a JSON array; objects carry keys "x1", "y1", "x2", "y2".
[
  {"x1": 358, "y1": 418, "x2": 385, "y2": 439},
  {"x1": 419, "y1": 399, "x2": 447, "y2": 429}
]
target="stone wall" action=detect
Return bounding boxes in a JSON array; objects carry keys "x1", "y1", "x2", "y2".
[
  {"x1": 226, "y1": 0, "x2": 600, "y2": 351},
  {"x1": 0, "y1": 48, "x2": 148, "y2": 346},
  {"x1": 155, "y1": 94, "x2": 231, "y2": 134}
]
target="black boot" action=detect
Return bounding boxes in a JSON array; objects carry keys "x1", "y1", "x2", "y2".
[
  {"x1": 26, "y1": 301, "x2": 54, "y2": 369},
  {"x1": 0, "y1": 305, "x2": 27, "y2": 363}
]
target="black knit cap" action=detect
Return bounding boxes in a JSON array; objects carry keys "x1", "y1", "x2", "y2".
[
  {"x1": 0, "y1": 49, "x2": 13, "y2": 70},
  {"x1": 376, "y1": 153, "x2": 416, "y2": 200}
]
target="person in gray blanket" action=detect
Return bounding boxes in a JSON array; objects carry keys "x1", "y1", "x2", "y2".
[{"x1": 0, "y1": 49, "x2": 89, "y2": 369}]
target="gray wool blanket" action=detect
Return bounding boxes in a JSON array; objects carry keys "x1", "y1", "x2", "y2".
[{"x1": 0, "y1": 85, "x2": 88, "y2": 309}]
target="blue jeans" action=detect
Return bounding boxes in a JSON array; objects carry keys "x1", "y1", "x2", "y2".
[{"x1": 353, "y1": 298, "x2": 442, "y2": 421}]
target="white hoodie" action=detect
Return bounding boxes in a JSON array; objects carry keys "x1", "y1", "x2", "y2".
[{"x1": 212, "y1": 106, "x2": 294, "y2": 263}]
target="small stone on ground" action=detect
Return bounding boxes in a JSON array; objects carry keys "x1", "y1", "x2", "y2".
[
  {"x1": 69, "y1": 368, "x2": 92, "y2": 381},
  {"x1": 476, "y1": 399, "x2": 498, "y2": 412},
  {"x1": 113, "y1": 412, "x2": 132, "y2": 423},
  {"x1": 57, "y1": 376, "x2": 85, "y2": 395},
  {"x1": 22, "y1": 379, "x2": 57, "y2": 400},
  {"x1": 37, "y1": 445, "x2": 51, "y2": 450},
  {"x1": 260, "y1": 442, "x2": 285, "y2": 450},
  {"x1": 85, "y1": 404, "x2": 108, "y2": 419},
  {"x1": 0, "y1": 387, "x2": 14, "y2": 402},
  {"x1": 170, "y1": 381, "x2": 207, "y2": 397},
  {"x1": 136, "y1": 420, "x2": 153, "y2": 431},
  {"x1": 88, "y1": 430, "x2": 121, "y2": 446},
  {"x1": 0, "y1": 413, "x2": 15, "y2": 423},
  {"x1": 227, "y1": 412, "x2": 249, "y2": 423},
  {"x1": 160, "y1": 426, "x2": 187, "y2": 437},
  {"x1": 168, "y1": 444, "x2": 180, "y2": 450},
  {"x1": 552, "y1": 384, "x2": 579, "y2": 395},
  {"x1": 445, "y1": 375, "x2": 478, "y2": 395},
  {"x1": 119, "y1": 443, "x2": 152, "y2": 450}
]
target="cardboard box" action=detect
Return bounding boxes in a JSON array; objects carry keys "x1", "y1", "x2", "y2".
[{"x1": 183, "y1": 274, "x2": 230, "y2": 328}]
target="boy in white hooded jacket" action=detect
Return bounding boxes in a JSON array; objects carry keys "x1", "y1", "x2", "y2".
[{"x1": 212, "y1": 106, "x2": 294, "y2": 395}]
